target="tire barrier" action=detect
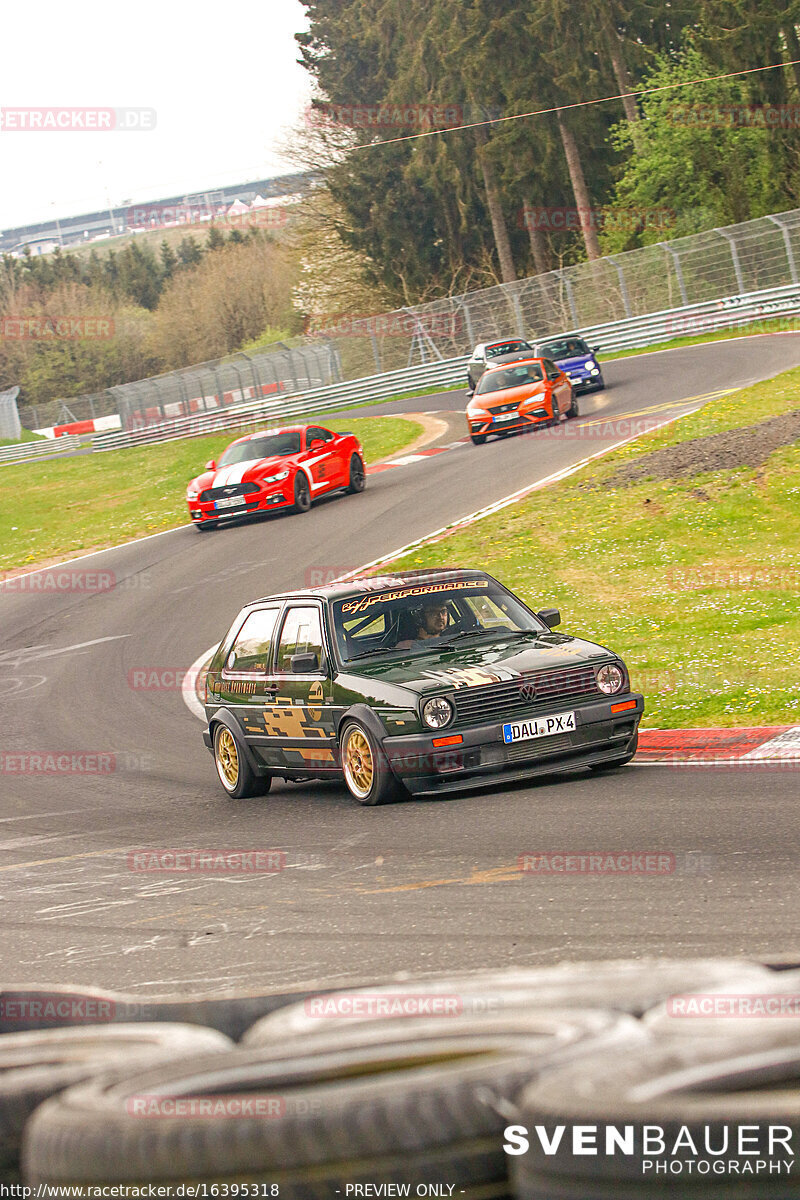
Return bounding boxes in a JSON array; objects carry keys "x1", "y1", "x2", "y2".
[
  {"x1": 0, "y1": 982, "x2": 362, "y2": 1042},
  {"x1": 0, "y1": 1023, "x2": 231, "y2": 1176},
  {"x1": 21, "y1": 1009, "x2": 639, "y2": 1196},
  {"x1": 242, "y1": 958, "x2": 773, "y2": 1044},
  {"x1": 4, "y1": 959, "x2": 800, "y2": 1195}
]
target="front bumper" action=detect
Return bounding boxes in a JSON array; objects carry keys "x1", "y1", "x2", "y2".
[
  {"x1": 567, "y1": 372, "x2": 603, "y2": 393},
  {"x1": 188, "y1": 486, "x2": 293, "y2": 523},
  {"x1": 381, "y1": 694, "x2": 643, "y2": 794},
  {"x1": 467, "y1": 406, "x2": 552, "y2": 438}
]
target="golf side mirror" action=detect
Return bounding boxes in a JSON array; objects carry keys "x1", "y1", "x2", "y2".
[{"x1": 537, "y1": 608, "x2": 561, "y2": 629}]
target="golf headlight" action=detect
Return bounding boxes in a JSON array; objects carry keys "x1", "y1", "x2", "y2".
[
  {"x1": 187, "y1": 487, "x2": 200, "y2": 500},
  {"x1": 423, "y1": 697, "x2": 454, "y2": 729},
  {"x1": 264, "y1": 469, "x2": 290, "y2": 483},
  {"x1": 596, "y1": 663, "x2": 625, "y2": 694}
]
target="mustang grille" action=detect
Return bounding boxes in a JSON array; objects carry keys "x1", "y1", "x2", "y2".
[
  {"x1": 200, "y1": 482, "x2": 261, "y2": 501},
  {"x1": 451, "y1": 665, "x2": 600, "y2": 726}
]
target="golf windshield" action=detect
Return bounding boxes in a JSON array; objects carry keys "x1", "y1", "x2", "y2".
[
  {"x1": 476, "y1": 363, "x2": 544, "y2": 394},
  {"x1": 219, "y1": 433, "x2": 301, "y2": 465},
  {"x1": 331, "y1": 577, "x2": 547, "y2": 663}
]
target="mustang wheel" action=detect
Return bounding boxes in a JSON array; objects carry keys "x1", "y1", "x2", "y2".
[
  {"x1": 292, "y1": 472, "x2": 311, "y2": 514},
  {"x1": 213, "y1": 725, "x2": 270, "y2": 799},
  {"x1": 346, "y1": 453, "x2": 366, "y2": 493},
  {"x1": 340, "y1": 721, "x2": 403, "y2": 806},
  {"x1": 470, "y1": 433, "x2": 487, "y2": 445}
]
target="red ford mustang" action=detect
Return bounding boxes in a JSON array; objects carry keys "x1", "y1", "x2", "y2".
[{"x1": 186, "y1": 424, "x2": 366, "y2": 531}]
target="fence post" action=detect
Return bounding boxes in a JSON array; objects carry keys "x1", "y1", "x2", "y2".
[
  {"x1": 660, "y1": 242, "x2": 688, "y2": 305},
  {"x1": 460, "y1": 299, "x2": 475, "y2": 347},
  {"x1": 766, "y1": 214, "x2": 799, "y2": 285},
  {"x1": 606, "y1": 255, "x2": 632, "y2": 318},
  {"x1": 714, "y1": 228, "x2": 745, "y2": 293},
  {"x1": 557, "y1": 269, "x2": 579, "y2": 326},
  {"x1": 369, "y1": 333, "x2": 382, "y2": 373}
]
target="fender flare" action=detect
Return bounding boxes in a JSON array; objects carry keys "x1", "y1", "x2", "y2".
[
  {"x1": 206, "y1": 709, "x2": 265, "y2": 778},
  {"x1": 336, "y1": 704, "x2": 391, "y2": 758}
]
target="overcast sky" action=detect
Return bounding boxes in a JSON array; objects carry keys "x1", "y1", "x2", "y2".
[{"x1": 0, "y1": 0, "x2": 313, "y2": 232}]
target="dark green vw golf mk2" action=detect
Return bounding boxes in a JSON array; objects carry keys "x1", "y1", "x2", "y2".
[{"x1": 203, "y1": 569, "x2": 644, "y2": 805}]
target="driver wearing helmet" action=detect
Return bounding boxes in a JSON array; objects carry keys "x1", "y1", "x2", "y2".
[{"x1": 396, "y1": 599, "x2": 450, "y2": 648}]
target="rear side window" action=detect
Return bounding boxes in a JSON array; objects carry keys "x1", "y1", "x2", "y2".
[
  {"x1": 226, "y1": 608, "x2": 280, "y2": 673},
  {"x1": 276, "y1": 606, "x2": 326, "y2": 673}
]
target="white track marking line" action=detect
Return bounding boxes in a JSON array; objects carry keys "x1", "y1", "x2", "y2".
[{"x1": 182, "y1": 645, "x2": 217, "y2": 720}]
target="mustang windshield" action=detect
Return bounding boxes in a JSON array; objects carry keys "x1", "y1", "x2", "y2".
[
  {"x1": 476, "y1": 363, "x2": 544, "y2": 394},
  {"x1": 537, "y1": 337, "x2": 590, "y2": 359},
  {"x1": 219, "y1": 433, "x2": 301, "y2": 465},
  {"x1": 331, "y1": 577, "x2": 547, "y2": 663}
]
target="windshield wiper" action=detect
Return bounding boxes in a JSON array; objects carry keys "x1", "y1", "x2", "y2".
[
  {"x1": 436, "y1": 629, "x2": 496, "y2": 648},
  {"x1": 346, "y1": 646, "x2": 394, "y2": 661}
]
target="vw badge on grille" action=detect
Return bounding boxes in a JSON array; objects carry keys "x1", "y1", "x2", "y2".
[{"x1": 519, "y1": 682, "x2": 536, "y2": 703}]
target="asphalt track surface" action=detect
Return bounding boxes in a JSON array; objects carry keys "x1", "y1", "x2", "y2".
[{"x1": 3, "y1": 335, "x2": 800, "y2": 995}]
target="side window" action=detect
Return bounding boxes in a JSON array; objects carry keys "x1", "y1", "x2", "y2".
[
  {"x1": 543, "y1": 358, "x2": 561, "y2": 381},
  {"x1": 226, "y1": 608, "x2": 280, "y2": 673},
  {"x1": 306, "y1": 427, "x2": 332, "y2": 446},
  {"x1": 276, "y1": 606, "x2": 325, "y2": 673}
]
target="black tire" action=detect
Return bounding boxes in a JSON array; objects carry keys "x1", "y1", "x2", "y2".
[
  {"x1": 589, "y1": 731, "x2": 638, "y2": 771},
  {"x1": 512, "y1": 1027, "x2": 800, "y2": 1198},
  {"x1": 568, "y1": 390, "x2": 580, "y2": 418},
  {"x1": 595, "y1": 374, "x2": 605, "y2": 390},
  {"x1": 194, "y1": 520, "x2": 218, "y2": 532},
  {"x1": 292, "y1": 472, "x2": 311, "y2": 513},
  {"x1": 346, "y1": 453, "x2": 366, "y2": 493},
  {"x1": 0, "y1": 1024, "x2": 230, "y2": 1174},
  {"x1": 339, "y1": 720, "x2": 403, "y2": 806},
  {"x1": 467, "y1": 374, "x2": 476, "y2": 391},
  {"x1": 212, "y1": 723, "x2": 270, "y2": 799},
  {"x1": 21, "y1": 1010, "x2": 637, "y2": 1192},
  {"x1": 243, "y1": 959, "x2": 771, "y2": 1044},
  {"x1": 470, "y1": 433, "x2": 487, "y2": 445}
]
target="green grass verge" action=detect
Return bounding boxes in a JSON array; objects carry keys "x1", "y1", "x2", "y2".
[
  {"x1": 598, "y1": 318, "x2": 800, "y2": 362},
  {"x1": 386, "y1": 368, "x2": 800, "y2": 729},
  {"x1": 0, "y1": 416, "x2": 422, "y2": 574},
  {"x1": 0, "y1": 429, "x2": 46, "y2": 446}
]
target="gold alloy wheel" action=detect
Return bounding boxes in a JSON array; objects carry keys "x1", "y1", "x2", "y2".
[
  {"x1": 343, "y1": 728, "x2": 374, "y2": 799},
  {"x1": 216, "y1": 728, "x2": 240, "y2": 790}
]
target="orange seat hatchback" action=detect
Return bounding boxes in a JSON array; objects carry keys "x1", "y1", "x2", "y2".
[{"x1": 465, "y1": 356, "x2": 577, "y2": 445}]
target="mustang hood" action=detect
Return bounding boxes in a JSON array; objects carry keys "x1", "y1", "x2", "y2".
[
  {"x1": 211, "y1": 456, "x2": 287, "y2": 486},
  {"x1": 345, "y1": 634, "x2": 616, "y2": 698}
]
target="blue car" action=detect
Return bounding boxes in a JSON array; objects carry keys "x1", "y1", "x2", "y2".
[{"x1": 532, "y1": 336, "x2": 605, "y2": 393}]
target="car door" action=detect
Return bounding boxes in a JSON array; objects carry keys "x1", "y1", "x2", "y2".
[
  {"x1": 543, "y1": 358, "x2": 570, "y2": 416},
  {"x1": 303, "y1": 427, "x2": 339, "y2": 495},
  {"x1": 263, "y1": 602, "x2": 338, "y2": 773},
  {"x1": 218, "y1": 605, "x2": 284, "y2": 767}
]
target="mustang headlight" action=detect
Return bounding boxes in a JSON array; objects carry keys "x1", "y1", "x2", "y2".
[
  {"x1": 263, "y1": 469, "x2": 290, "y2": 483},
  {"x1": 422, "y1": 697, "x2": 454, "y2": 729},
  {"x1": 596, "y1": 663, "x2": 625, "y2": 694}
]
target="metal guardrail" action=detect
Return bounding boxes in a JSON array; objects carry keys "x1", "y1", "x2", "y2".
[
  {"x1": 90, "y1": 357, "x2": 468, "y2": 453},
  {"x1": 576, "y1": 282, "x2": 800, "y2": 354},
  {"x1": 5, "y1": 282, "x2": 800, "y2": 466},
  {"x1": 0, "y1": 434, "x2": 81, "y2": 465}
]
